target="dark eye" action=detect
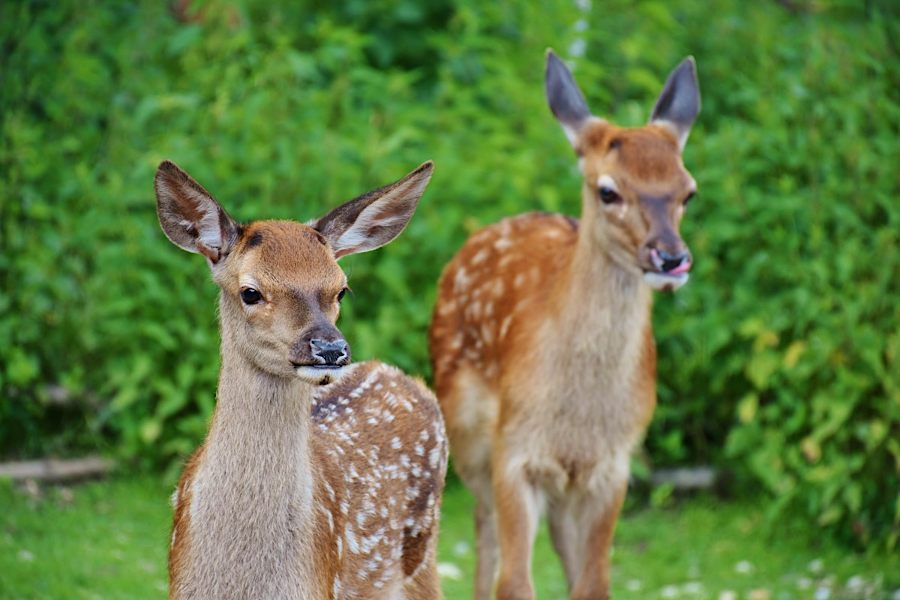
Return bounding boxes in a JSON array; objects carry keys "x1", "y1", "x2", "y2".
[
  {"x1": 684, "y1": 191, "x2": 696, "y2": 206},
  {"x1": 598, "y1": 187, "x2": 621, "y2": 205},
  {"x1": 337, "y1": 288, "x2": 347, "y2": 303},
  {"x1": 240, "y1": 288, "x2": 262, "y2": 305}
]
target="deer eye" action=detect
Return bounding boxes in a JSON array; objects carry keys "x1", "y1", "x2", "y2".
[
  {"x1": 684, "y1": 191, "x2": 696, "y2": 206},
  {"x1": 598, "y1": 187, "x2": 621, "y2": 205},
  {"x1": 337, "y1": 288, "x2": 347, "y2": 303},
  {"x1": 240, "y1": 287, "x2": 262, "y2": 305}
]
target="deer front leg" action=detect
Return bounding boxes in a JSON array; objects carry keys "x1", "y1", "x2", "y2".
[
  {"x1": 473, "y1": 497, "x2": 499, "y2": 600},
  {"x1": 570, "y1": 478, "x2": 628, "y2": 600},
  {"x1": 547, "y1": 497, "x2": 581, "y2": 591},
  {"x1": 493, "y1": 460, "x2": 540, "y2": 600}
]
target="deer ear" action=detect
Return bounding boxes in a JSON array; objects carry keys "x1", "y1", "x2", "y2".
[
  {"x1": 649, "y1": 56, "x2": 701, "y2": 150},
  {"x1": 309, "y1": 161, "x2": 434, "y2": 259},
  {"x1": 546, "y1": 49, "x2": 593, "y2": 148},
  {"x1": 154, "y1": 160, "x2": 241, "y2": 266}
]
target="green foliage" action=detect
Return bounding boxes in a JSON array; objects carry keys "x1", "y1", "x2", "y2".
[
  {"x1": 1, "y1": 0, "x2": 898, "y2": 549},
  {"x1": 2, "y1": 476, "x2": 898, "y2": 598}
]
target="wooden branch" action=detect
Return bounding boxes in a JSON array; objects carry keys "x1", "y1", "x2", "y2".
[{"x1": 0, "y1": 457, "x2": 114, "y2": 483}]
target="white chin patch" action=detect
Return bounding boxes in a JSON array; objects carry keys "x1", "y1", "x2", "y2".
[
  {"x1": 295, "y1": 365, "x2": 346, "y2": 386},
  {"x1": 643, "y1": 272, "x2": 689, "y2": 292}
]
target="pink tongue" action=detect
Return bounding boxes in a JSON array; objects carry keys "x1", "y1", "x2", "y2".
[{"x1": 667, "y1": 261, "x2": 691, "y2": 276}]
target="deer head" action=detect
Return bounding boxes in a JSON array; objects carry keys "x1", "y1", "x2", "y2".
[
  {"x1": 546, "y1": 50, "x2": 700, "y2": 291},
  {"x1": 155, "y1": 160, "x2": 434, "y2": 385}
]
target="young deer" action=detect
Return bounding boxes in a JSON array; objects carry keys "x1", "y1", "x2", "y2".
[
  {"x1": 429, "y1": 51, "x2": 701, "y2": 600},
  {"x1": 155, "y1": 159, "x2": 448, "y2": 600}
]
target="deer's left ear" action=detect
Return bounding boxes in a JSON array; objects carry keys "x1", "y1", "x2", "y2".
[
  {"x1": 309, "y1": 161, "x2": 434, "y2": 259},
  {"x1": 649, "y1": 56, "x2": 701, "y2": 151}
]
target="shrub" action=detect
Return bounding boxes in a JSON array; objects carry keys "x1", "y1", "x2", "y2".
[{"x1": 1, "y1": 0, "x2": 897, "y2": 548}]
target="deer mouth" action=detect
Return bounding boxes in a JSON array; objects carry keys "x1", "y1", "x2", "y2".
[
  {"x1": 643, "y1": 270, "x2": 689, "y2": 291},
  {"x1": 292, "y1": 363, "x2": 346, "y2": 386},
  {"x1": 643, "y1": 248, "x2": 691, "y2": 291}
]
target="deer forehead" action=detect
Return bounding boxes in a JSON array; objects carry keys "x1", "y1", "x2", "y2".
[
  {"x1": 230, "y1": 221, "x2": 346, "y2": 292},
  {"x1": 581, "y1": 124, "x2": 693, "y2": 194}
]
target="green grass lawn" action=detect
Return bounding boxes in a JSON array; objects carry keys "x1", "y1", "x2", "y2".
[{"x1": 0, "y1": 475, "x2": 896, "y2": 600}]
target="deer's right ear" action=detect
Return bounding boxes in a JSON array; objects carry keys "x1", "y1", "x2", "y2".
[
  {"x1": 546, "y1": 49, "x2": 593, "y2": 148},
  {"x1": 155, "y1": 160, "x2": 241, "y2": 266}
]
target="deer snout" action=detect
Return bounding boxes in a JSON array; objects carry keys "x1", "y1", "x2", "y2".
[
  {"x1": 290, "y1": 325, "x2": 352, "y2": 369},
  {"x1": 291, "y1": 330, "x2": 351, "y2": 386},
  {"x1": 310, "y1": 338, "x2": 350, "y2": 366},
  {"x1": 642, "y1": 242, "x2": 692, "y2": 292},
  {"x1": 650, "y1": 247, "x2": 692, "y2": 275}
]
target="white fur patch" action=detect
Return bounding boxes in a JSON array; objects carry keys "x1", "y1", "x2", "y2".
[
  {"x1": 643, "y1": 272, "x2": 689, "y2": 291},
  {"x1": 596, "y1": 174, "x2": 620, "y2": 194}
]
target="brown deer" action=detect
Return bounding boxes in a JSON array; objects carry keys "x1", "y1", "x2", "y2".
[
  {"x1": 429, "y1": 51, "x2": 701, "y2": 600},
  {"x1": 155, "y1": 159, "x2": 448, "y2": 599}
]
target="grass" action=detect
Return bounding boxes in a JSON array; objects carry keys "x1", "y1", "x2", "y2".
[{"x1": 0, "y1": 475, "x2": 897, "y2": 600}]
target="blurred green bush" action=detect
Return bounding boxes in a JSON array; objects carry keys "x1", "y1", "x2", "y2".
[{"x1": 1, "y1": 0, "x2": 897, "y2": 549}]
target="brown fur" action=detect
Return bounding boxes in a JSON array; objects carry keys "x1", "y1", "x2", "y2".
[
  {"x1": 428, "y1": 54, "x2": 700, "y2": 600},
  {"x1": 156, "y1": 160, "x2": 447, "y2": 600}
]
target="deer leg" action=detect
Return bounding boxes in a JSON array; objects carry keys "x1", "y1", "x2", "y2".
[
  {"x1": 472, "y1": 497, "x2": 499, "y2": 600},
  {"x1": 408, "y1": 551, "x2": 443, "y2": 600},
  {"x1": 547, "y1": 497, "x2": 580, "y2": 591},
  {"x1": 493, "y1": 465, "x2": 540, "y2": 600},
  {"x1": 570, "y1": 479, "x2": 628, "y2": 600}
]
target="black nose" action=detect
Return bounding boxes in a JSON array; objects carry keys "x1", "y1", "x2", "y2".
[
  {"x1": 310, "y1": 338, "x2": 350, "y2": 366},
  {"x1": 657, "y1": 249, "x2": 691, "y2": 273}
]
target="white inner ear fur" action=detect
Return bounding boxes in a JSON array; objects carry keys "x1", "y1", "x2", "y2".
[
  {"x1": 334, "y1": 203, "x2": 405, "y2": 253},
  {"x1": 653, "y1": 119, "x2": 691, "y2": 151},
  {"x1": 332, "y1": 175, "x2": 429, "y2": 257},
  {"x1": 164, "y1": 180, "x2": 223, "y2": 253},
  {"x1": 561, "y1": 123, "x2": 581, "y2": 147}
]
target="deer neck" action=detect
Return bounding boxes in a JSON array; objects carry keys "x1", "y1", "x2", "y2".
[
  {"x1": 552, "y1": 190, "x2": 653, "y2": 359},
  {"x1": 209, "y1": 306, "x2": 315, "y2": 471},
  {"x1": 182, "y1": 297, "x2": 322, "y2": 595}
]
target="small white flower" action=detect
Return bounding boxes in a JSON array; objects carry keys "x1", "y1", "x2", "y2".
[
  {"x1": 813, "y1": 587, "x2": 830, "y2": 600},
  {"x1": 891, "y1": 589, "x2": 900, "y2": 600},
  {"x1": 661, "y1": 585, "x2": 680, "y2": 598},
  {"x1": 683, "y1": 582, "x2": 703, "y2": 594},
  {"x1": 438, "y1": 563, "x2": 462, "y2": 581},
  {"x1": 718, "y1": 591, "x2": 738, "y2": 600},
  {"x1": 452, "y1": 541, "x2": 470, "y2": 556},
  {"x1": 18, "y1": 549, "x2": 34, "y2": 562},
  {"x1": 845, "y1": 576, "x2": 865, "y2": 591},
  {"x1": 626, "y1": 580, "x2": 642, "y2": 592},
  {"x1": 735, "y1": 560, "x2": 753, "y2": 574},
  {"x1": 436, "y1": 562, "x2": 463, "y2": 580},
  {"x1": 796, "y1": 577, "x2": 812, "y2": 590},
  {"x1": 568, "y1": 39, "x2": 587, "y2": 59},
  {"x1": 808, "y1": 558, "x2": 824, "y2": 574}
]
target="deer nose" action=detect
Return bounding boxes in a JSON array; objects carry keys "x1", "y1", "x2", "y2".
[
  {"x1": 651, "y1": 248, "x2": 692, "y2": 275},
  {"x1": 310, "y1": 338, "x2": 350, "y2": 366}
]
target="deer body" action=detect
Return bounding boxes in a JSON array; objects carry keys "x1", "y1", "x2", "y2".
[
  {"x1": 156, "y1": 160, "x2": 447, "y2": 600},
  {"x1": 429, "y1": 52, "x2": 700, "y2": 600}
]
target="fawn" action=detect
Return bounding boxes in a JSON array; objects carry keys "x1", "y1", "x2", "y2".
[
  {"x1": 429, "y1": 51, "x2": 701, "y2": 600},
  {"x1": 155, "y1": 159, "x2": 448, "y2": 599}
]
